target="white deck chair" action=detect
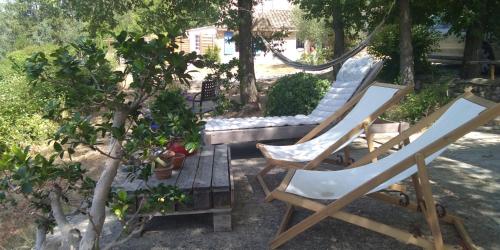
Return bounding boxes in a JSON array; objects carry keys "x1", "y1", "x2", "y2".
[
  {"x1": 265, "y1": 92, "x2": 500, "y2": 249},
  {"x1": 203, "y1": 55, "x2": 383, "y2": 144},
  {"x1": 256, "y1": 83, "x2": 412, "y2": 194}
]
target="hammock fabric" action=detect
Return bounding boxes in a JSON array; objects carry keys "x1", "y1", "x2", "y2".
[{"x1": 259, "y1": 2, "x2": 394, "y2": 71}]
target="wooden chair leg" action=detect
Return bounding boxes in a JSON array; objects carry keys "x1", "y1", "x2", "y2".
[
  {"x1": 343, "y1": 147, "x2": 352, "y2": 166},
  {"x1": 256, "y1": 163, "x2": 275, "y2": 195},
  {"x1": 276, "y1": 204, "x2": 295, "y2": 237},
  {"x1": 363, "y1": 122, "x2": 377, "y2": 163},
  {"x1": 415, "y1": 154, "x2": 444, "y2": 250},
  {"x1": 411, "y1": 174, "x2": 424, "y2": 205}
]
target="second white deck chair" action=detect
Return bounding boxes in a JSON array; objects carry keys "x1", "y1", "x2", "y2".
[
  {"x1": 203, "y1": 55, "x2": 383, "y2": 144},
  {"x1": 265, "y1": 92, "x2": 499, "y2": 249},
  {"x1": 256, "y1": 83, "x2": 412, "y2": 194}
]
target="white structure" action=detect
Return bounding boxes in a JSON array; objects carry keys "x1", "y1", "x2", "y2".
[{"x1": 182, "y1": 2, "x2": 303, "y2": 65}]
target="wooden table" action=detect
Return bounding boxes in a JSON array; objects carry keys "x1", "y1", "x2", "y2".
[{"x1": 114, "y1": 144, "x2": 234, "y2": 231}]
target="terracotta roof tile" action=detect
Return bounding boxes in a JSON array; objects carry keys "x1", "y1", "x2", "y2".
[{"x1": 254, "y1": 10, "x2": 295, "y2": 32}]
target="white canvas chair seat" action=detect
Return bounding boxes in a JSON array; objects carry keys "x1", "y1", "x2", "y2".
[
  {"x1": 204, "y1": 56, "x2": 375, "y2": 132},
  {"x1": 261, "y1": 85, "x2": 398, "y2": 162},
  {"x1": 265, "y1": 93, "x2": 499, "y2": 250},
  {"x1": 255, "y1": 82, "x2": 411, "y2": 196},
  {"x1": 285, "y1": 98, "x2": 485, "y2": 200}
]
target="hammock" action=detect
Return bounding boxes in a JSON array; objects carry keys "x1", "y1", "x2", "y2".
[{"x1": 259, "y1": 2, "x2": 394, "y2": 71}]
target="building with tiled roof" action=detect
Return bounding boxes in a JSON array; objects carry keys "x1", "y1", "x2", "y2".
[{"x1": 182, "y1": 1, "x2": 304, "y2": 65}]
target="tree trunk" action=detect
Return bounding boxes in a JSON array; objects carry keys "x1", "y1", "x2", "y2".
[
  {"x1": 399, "y1": 0, "x2": 416, "y2": 88},
  {"x1": 50, "y1": 187, "x2": 81, "y2": 249},
  {"x1": 79, "y1": 108, "x2": 129, "y2": 250},
  {"x1": 35, "y1": 224, "x2": 48, "y2": 250},
  {"x1": 331, "y1": 1, "x2": 345, "y2": 79},
  {"x1": 238, "y1": 0, "x2": 258, "y2": 105},
  {"x1": 462, "y1": 22, "x2": 483, "y2": 79}
]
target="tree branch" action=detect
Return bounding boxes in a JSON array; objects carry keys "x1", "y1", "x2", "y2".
[{"x1": 50, "y1": 185, "x2": 81, "y2": 249}]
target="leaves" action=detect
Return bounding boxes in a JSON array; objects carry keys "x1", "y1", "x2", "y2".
[{"x1": 265, "y1": 73, "x2": 330, "y2": 116}]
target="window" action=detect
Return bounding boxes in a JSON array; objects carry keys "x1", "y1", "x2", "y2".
[
  {"x1": 224, "y1": 31, "x2": 236, "y2": 55},
  {"x1": 296, "y1": 39, "x2": 304, "y2": 49},
  {"x1": 195, "y1": 35, "x2": 201, "y2": 51}
]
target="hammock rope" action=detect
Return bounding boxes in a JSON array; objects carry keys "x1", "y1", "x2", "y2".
[{"x1": 259, "y1": 2, "x2": 395, "y2": 71}]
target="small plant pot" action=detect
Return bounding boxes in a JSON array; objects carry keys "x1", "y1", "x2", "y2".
[
  {"x1": 154, "y1": 166, "x2": 174, "y2": 179},
  {"x1": 159, "y1": 150, "x2": 175, "y2": 162},
  {"x1": 172, "y1": 153, "x2": 185, "y2": 170}
]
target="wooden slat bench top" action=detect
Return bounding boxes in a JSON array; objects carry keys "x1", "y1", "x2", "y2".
[
  {"x1": 113, "y1": 144, "x2": 233, "y2": 231},
  {"x1": 140, "y1": 144, "x2": 232, "y2": 210}
]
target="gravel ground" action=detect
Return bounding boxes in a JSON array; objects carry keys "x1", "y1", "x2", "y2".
[{"x1": 110, "y1": 128, "x2": 500, "y2": 250}]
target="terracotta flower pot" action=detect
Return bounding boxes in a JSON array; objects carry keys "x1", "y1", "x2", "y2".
[
  {"x1": 154, "y1": 166, "x2": 174, "y2": 179},
  {"x1": 168, "y1": 140, "x2": 197, "y2": 156},
  {"x1": 159, "y1": 150, "x2": 175, "y2": 162},
  {"x1": 154, "y1": 150, "x2": 175, "y2": 179},
  {"x1": 172, "y1": 153, "x2": 185, "y2": 170}
]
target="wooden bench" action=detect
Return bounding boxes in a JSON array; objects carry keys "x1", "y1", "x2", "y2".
[{"x1": 114, "y1": 144, "x2": 234, "y2": 231}]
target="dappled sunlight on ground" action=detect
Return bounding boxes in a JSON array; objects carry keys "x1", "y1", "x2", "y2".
[{"x1": 39, "y1": 128, "x2": 500, "y2": 249}]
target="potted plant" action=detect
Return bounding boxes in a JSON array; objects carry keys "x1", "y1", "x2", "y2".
[
  {"x1": 153, "y1": 150, "x2": 175, "y2": 179},
  {"x1": 150, "y1": 89, "x2": 204, "y2": 156},
  {"x1": 172, "y1": 153, "x2": 185, "y2": 170}
]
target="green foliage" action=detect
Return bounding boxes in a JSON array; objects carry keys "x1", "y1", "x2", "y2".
[
  {"x1": 0, "y1": 1, "x2": 86, "y2": 58},
  {"x1": 265, "y1": 73, "x2": 330, "y2": 116},
  {"x1": 290, "y1": 0, "x2": 369, "y2": 41},
  {"x1": 203, "y1": 58, "x2": 240, "y2": 115},
  {"x1": 291, "y1": 7, "x2": 333, "y2": 48},
  {"x1": 383, "y1": 83, "x2": 452, "y2": 123},
  {"x1": 0, "y1": 45, "x2": 60, "y2": 145},
  {"x1": 368, "y1": 24, "x2": 439, "y2": 82},
  {"x1": 299, "y1": 47, "x2": 333, "y2": 65},
  {"x1": 203, "y1": 46, "x2": 221, "y2": 63},
  {"x1": 0, "y1": 145, "x2": 95, "y2": 228},
  {"x1": 150, "y1": 89, "x2": 203, "y2": 153},
  {"x1": 436, "y1": 0, "x2": 500, "y2": 40},
  {"x1": 0, "y1": 32, "x2": 205, "y2": 246}
]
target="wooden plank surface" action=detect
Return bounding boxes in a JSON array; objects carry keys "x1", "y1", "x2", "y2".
[
  {"x1": 212, "y1": 145, "x2": 231, "y2": 208},
  {"x1": 193, "y1": 145, "x2": 215, "y2": 209},
  {"x1": 175, "y1": 150, "x2": 201, "y2": 192}
]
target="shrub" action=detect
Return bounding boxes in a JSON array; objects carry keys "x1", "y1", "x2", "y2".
[
  {"x1": 383, "y1": 82, "x2": 451, "y2": 123},
  {"x1": 204, "y1": 45, "x2": 221, "y2": 63},
  {"x1": 368, "y1": 24, "x2": 439, "y2": 82},
  {"x1": 0, "y1": 45, "x2": 60, "y2": 145},
  {"x1": 299, "y1": 47, "x2": 333, "y2": 65},
  {"x1": 265, "y1": 72, "x2": 330, "y2": 116}
]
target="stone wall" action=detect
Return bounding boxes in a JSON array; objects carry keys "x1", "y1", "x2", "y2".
[{"x1": 449, "y1": 79, "x2": 500, "y2": 102}]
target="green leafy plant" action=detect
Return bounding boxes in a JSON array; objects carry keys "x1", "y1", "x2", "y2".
[
  {"x1": 368, "y1": 24, "x2": 439, "y2": 82},
  {"x1": 203, "y1": 58, "x2": 240, "y2": 115},
  {"x1": 383, "y1": 82, "x2": 452, "y2": 123},
  {"x1": 265, "y1": 72, "x2": 330, "y2": 116},
  {"x1": 299, "y1": 47, "x2": 333, "y2": 65},
  {"x1": 150, "y1": 89, "x2": 204, "y2": 153},
  {"x1": 0, "y1": 32, "x2": 205, "y2": 249},
  {"x1": 203, "y1": 45, "x2": 221, "y2": 63}
]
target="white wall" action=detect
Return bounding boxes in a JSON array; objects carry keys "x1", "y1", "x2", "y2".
[{"x1": 185, "y1": 26, "x2": 304, "y2": 65}]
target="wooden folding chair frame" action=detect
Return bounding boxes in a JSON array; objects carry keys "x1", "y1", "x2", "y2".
[
  {"x1": 264, "y1": 92, "x2": 499, "y2": 249},
  {"x1": 255, "y1": 82, "x2": 413, "y2": 195}
]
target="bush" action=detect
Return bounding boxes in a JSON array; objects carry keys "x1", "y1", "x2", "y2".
[
  {"x1": 0, "y1": 45, "x2": 59, "y2": 145},
  {"x1": 368, "y1": 24, "x2": 439, "y2": 82},
  {"x1": 383, "y1": 82, "x2": 451, "y2": 123},
  {"x1": 299, "y1": 47, "x2": 333, "y2": 65},
  {"x1": 265, "y1": 72, "x2": 330, "y2": 116},
  {"x1": 204, "y1": 46, "x2": 221, "y2": 63}
]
